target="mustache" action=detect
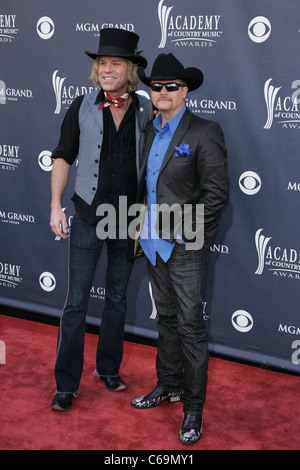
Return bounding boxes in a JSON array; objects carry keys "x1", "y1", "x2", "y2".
[{"x1": 157, "y1": 96, "x2": 172, "y2": 101}]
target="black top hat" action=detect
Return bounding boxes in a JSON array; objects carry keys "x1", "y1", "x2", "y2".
[
  {"x1": 138, "y1": 53, "x2": 203, "y2": 91},
  {"x1": 85, "y1": 28, "x2": 147, "y2": 69}
]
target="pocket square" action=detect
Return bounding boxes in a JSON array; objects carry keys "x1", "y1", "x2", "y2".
[{"x1": 174, "y1": 142, "x2": 192, "y2": 156}]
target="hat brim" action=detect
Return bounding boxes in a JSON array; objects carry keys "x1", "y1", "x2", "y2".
[
  {"x1": 85, "y1": 51, "x2": 147, "y2": 69},
  {"x1": 138, "y1": 66, "x2": 203, "y2": 92}
]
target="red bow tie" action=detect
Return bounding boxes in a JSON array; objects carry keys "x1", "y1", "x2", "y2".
[{"x1": 99, "y1": 92, "x2": 129, "y2": 109}]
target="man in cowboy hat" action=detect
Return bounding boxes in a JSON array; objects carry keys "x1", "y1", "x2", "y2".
[
  {"x1": 131, "y1": 53, "x2": 229, "y2": 444},
  {"x1": 50, "y1": 28, "x2": 152, "y2": 411}
]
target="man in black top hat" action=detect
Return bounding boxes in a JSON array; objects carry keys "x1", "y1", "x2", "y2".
[
  {"x1": 50, "y1": 28, "x2": 152, "y2": 411},
  {"x1": 130, "y1": 53, "x2": 229, "y2": 444}
]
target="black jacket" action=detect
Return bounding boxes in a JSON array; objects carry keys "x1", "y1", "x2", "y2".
[{"x1": 128, "y1": 108, "x2": 229, "y2": 259}]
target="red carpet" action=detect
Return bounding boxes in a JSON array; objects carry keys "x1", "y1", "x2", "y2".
[{"x1": 0, "y1": 314, "x2": 299, "y2": 451}]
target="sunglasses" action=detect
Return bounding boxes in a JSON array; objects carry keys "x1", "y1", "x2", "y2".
[{"x1": 150, "y1": 82, "x2": 186, "y2": 92}]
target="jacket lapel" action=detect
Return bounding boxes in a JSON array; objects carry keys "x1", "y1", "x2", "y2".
[
  {"x1": 139, "y1": 124, "x2": 155, "y2": 182},
  {"x1": 138, "y1": 108, "x2": 191, "y2": 194},
  {"x1": 159, "y1": 108, "x2": 191, "y2": 174}
]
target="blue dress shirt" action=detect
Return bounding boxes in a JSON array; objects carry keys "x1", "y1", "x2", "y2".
[{"x1": 139, "y1": 106, "x2": 186, "y2": 265}]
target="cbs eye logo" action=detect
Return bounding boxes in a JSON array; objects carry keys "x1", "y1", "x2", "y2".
[
  {"x1": 248, "y1": 16, "x2": 271, "y2": 43},
  {"x1": 39, "y1": 272, "x2": 56, "y2": 292},
  {"x1": 239, "y1": 171, "x2": 261, "y2": 195},
  {"x1": 38, "y1": 150, "x2": 53, "y2": 172},
  {"x1": 232, "y1": 310, "x2": 253, "y2": 333},
  {"x1": 36, "y1": 17, "x2": 55, "y2": 40}
]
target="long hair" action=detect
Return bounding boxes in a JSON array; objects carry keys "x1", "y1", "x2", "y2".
[{"x1": 89, "y1": 57, "x2": 139, "y2": 93}]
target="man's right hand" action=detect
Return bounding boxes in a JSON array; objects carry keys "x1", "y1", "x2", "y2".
[
  {"x1": 50, "y1": 158, "x2": 71, "y2": 239},
  {"x1": 50, "y1": 207, "x2": 68, "y2": 239}
]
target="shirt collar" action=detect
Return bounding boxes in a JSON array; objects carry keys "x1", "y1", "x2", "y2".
[
  {"x1": 153, "y1": 105, "x2": 186, "y2": 135},
  {"x1": 94, "y1": 89, "x2": 137, "y2": 107},
  {"x1": 94, "y1": 89, "x2": 104, "y2": 105}
]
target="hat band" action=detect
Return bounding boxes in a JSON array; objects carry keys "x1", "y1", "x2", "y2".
[{"x1": 97, "y1": 45, "x2": 136, "y2": 56}]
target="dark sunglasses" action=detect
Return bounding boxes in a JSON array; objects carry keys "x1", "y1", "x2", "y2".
[{"x1": 150, "y1": 82, "x2": 186, "y2": 92}]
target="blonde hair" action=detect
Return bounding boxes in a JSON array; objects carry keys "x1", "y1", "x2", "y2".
[{"x1": 89, "y1": 57, "x2": 139, "y2": 93}]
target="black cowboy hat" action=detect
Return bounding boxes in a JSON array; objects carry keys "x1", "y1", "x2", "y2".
[
  {"x1": 85, "y1": 28, "x2": 147, "y2": 69},
  {"x1": 138, "y1": 53, "x2": 203, "y2": 91}
]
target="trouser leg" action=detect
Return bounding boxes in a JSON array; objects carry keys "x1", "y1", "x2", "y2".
[
  {"x1": 148, "y1": 257, "x2": 185, "y2": 391},
  {"x1": 96, "y1": 238, "x2": 133, "y2": 376},
  {"x1": 54, "y1": 213, "x2": 103, "y2": 393},
  {"x1": 149, "y1": 244, "x2": 209, "y2": 413}
]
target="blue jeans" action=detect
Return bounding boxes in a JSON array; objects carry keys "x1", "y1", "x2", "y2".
[
  {"x1": 54, "y1": 212, "x2": 133, "y2": 394},
  {"x1": 148, "y1": 243, "x2": 209, "y2": 413}
]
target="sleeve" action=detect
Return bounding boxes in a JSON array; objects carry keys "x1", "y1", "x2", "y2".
[
  {"x1": 51, "y1": 95, "x2": 84, "y2": 165},
  {"x1": 197, "y1": 121, "x2": 229, "y2": 248}
]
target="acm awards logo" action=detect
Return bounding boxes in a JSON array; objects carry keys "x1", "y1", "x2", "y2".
[
  {"x1": 0, "y1": 262, "x2": 22, "y2": 289},
  {"x1": 247, "y1": 16, "x2": 300, "y2": 131},
  {"x1": 0, "y1": 14, "x2": 18, "y2": 42},
  {"x1": 263, "y1": 78, "x2": 300, "y2": 130},
  {"x1": 0, "y1": 144, "x2": 21, "y2": 171},
  {"x1": 255, "y1": 228, "x2": 300, "y2": 280},
  {"x1": 157, "y1": 0, "x2": 222, "y2": 49},
  {"x1": 52, "y1": 70, "x2": 95, "y2": 114}
]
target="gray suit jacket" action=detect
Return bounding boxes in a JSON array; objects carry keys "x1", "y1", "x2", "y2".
[{"x1": 129, "y1": 108, "x2": 228, "y2": 257}]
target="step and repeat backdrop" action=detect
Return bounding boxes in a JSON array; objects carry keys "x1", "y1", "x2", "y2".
[{"x1": 1, "y1": 0, "x2": 300, "y2": 373}]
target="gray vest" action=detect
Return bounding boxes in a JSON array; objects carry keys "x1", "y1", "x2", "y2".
[{"x1": 74, "y1": 89, "x2": 153, "y2": 205}]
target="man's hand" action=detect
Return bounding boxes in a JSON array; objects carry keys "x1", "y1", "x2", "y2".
[
  {"x1": 50, "y1": 207, "x2": 68, "y2": 239},
  {"x1": 50, "y1": 158, "x2": 71, "y2": 239}
]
